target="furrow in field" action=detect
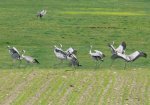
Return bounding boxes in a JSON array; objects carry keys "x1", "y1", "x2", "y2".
[
  {"x1": 0, "y1": 72, "x2": 22, "y2": 102},
  {"x1": 124, "y1": 72, "x2": 137, "y2": 105},
  {"x1": 58, "y1": 86, "x2": 74, "y2": 105},
  {"x1": 77, "y1": 75, "x2": 97, "y2": 105},
  {"x1": 84, "y1": 73, "x2": 105, "y2": 105},
  {"x1": 98, "y1": 78, "x2": 113, "y2": 105},
  {"x1": 0, "y1": 71, "x2": 30, "y2": 104},
  {"x1": 60, "y1": 72, "x2": 94, "y2": 105},
  {"x1": 56, "y1": 71, "x2": 94, "y2": 105},
  {"x1": 24, "y1": 76, "x2": 54, "y2": 105},
  {"x1": 12, "y1": 71, "x2": 54, "y2": 105},
  {"x1": 109, "y1": 74, "x2": 127, "y2": 105},
  {"x1": 0, "y1": 71, "x2": 38, "y2": 105},
  {"x1": 138, "y1": 77, "x2": 148, "y2": 105},
  {"x1": 34, "y1": 72, "x2": 64, "y2": 105}
]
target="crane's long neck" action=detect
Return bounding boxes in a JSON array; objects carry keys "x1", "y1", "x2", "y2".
[
  {"x1": 89, "y1": 46, "x2": 92, "y2": 54},
  {"x1": 108, "y1": 44, "x2": 116, "y2": 54},
  {"x1": 21, "y1": 50, "x2": 26, "y2": 58},
  {"x1": 22, "y1": 54, "x2": 25, "y2": 58}
]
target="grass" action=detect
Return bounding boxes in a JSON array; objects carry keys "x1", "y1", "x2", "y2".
[
  {"x1": 62, "y1": 11, "x2": 147, "y2": 16},
  {"x1": 0, "y1": 0, "x2": 150, "y2": 104},
  {"x1": 0, "y1": 0, "x2": 150, "y2": 69}
]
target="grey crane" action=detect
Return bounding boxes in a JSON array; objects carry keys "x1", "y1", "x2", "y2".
[
  {"x1": 109, "y1": 41, "x2": 126, "y2": 55},
  {"x1": 65, "y1": 47, "x2": 77, "y2": 55},
  {"x1": 22, "y1": 50, "x2": 40, "y2": 64},
  {"x1": 89, "y1": 45, "x2": 105, "y2": 68},
  {"x1": 53, "y1": 45, "x2": 68, "y2": 62},
  {"x1": 67, "y1": 52, "x2": 81, "y2": 68},
  {"x1": 108, "y1": 41, "x2": 126, "y2": 67},
  {"x1": 37, "y1": 10, "x2": 47, "y2": 19},
  {"x1": 108, "y1": 43, "x2": 147, "y2": 69},
  {"x1": 114, "y1": 51, "x2": 147, "y2": 69},
  {"x1": 7, "y1": 46, "x2": 22, "y2": 66},
  {"x1": 66, "y1": 47, "x2": 81, "y2": 68}
]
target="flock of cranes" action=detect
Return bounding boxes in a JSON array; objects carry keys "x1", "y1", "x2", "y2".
[
  {"x1": 6, "y1": 9, "x2": 147, "y2": 69},
  {"x1": 7, "y1": 41, "x2": 147, "y2": 69}
]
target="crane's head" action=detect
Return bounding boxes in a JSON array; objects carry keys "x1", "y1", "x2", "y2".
[
  {"x1": 112, "y1": 41, "x2": 115, "y2": 45},
  {"x1": 121, "y1": 41, "x2": 126, "y2": 50},
  {"x1": 22, "y1": 50, "x2": 26, "y2": 54},
  {"x1": 140, "y1": 52, "x2": 147, "y2": 58},
  {"x1": 59, "y1": 44, "x2": 62, "y2": 48},
  {"x1": 54, "y1": 45, "x2": 57, "y2": 48},
  {"x1": 7, "y1": 46, "x2": 10, "y2": 49}
]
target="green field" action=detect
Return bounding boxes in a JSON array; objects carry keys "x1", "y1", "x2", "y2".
[{"x1": 0, "y1": 0, "x2": 150, "y2": 105}]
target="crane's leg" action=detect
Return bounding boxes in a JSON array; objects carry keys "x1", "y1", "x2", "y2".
[
  {"x1": 94, "y1": 61, "x2": 98, "y2": 69},
  {"x1": 124, "y1": 62, "x2": 127, "y2": 70},
  {"x1": 98, "y1": 61, "x2": 102, "y2": 68},
  {"x1": 18, "y1": 60, "x2": 22, "y2": 68},
  {"x1": 110, "y1": 59, "x2": 115, "y2": 68},
  {"x1": 12, "y1": 59, "x2": 16, "y2": 68},
  {"x1": 24, "y1": 61, "x2": 30, "y2": 68},
  {"x1": 130, "y1": 62, "x2": 133, "y2": 70},
  {"x1": 53, "y1": 59, "x2": 63, "y2": 68}
]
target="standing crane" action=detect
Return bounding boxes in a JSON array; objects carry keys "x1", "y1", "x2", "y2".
[
  {"x1": 53, "y1": 45, "x2": 68, "y2": 64},
  {"x1": 89, "y1": 45, "x2": 105, "y2": 68}
]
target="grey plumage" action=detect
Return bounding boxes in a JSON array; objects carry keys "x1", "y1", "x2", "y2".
[
  {"x1": 115, "y1": 51, "x2": 147, "y2": 62},
  {"x1": 54, "y1": 45, "x2": 68, "y2": 60},
  {"x1": 67, "y1": 52, "x2": 81, "y2": 67},
  {"x1": 108, "y1": 41, "x2": 126, "y2": 55},
  {"x1": 22, "y1": 50, "x2": 40, "y2": 64},
  {"x1": 65, "y1": 47, "x2": 77, "y2": 55},
  {"x1": 7, "y1": 46, "x2": 22, "y2": 60},
  {"x1": 89, "y1": 45, "x2": 105, "y2": 68},
  {"x1": 108, "y1": 42, "x2": 147, "y2": 69},
  {"x1": 89, "y1": 45, "x2": 105, "y2": 61},
  {"x1": 37, "y1": 10, "x2": 47, "y2": 19}
]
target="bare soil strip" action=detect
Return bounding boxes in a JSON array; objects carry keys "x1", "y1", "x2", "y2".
[
  {"x1": 24, "y1": 77, "x2": 53, "y2": 105},
  {"x1": 58, "y1": 86, "x2": 74, "y2": 105},
  {"x1": 1, "y1": 71, "x2": 38, "y2": 105},
  {"x1": 77, "y1": 79, "x2": 96, "y2": 105},
  {"x1": 98, "y1": 79, "x2": 113, "y2": 105},
  {"x1": 110, "y1": 75, "x2": 127, "y2": 105}
]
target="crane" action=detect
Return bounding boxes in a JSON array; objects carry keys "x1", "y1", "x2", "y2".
[
  {"x1": 7, "y1": 46, "x2": 22, "y2": 66},
  {"x1": 37, "y1": 10, "x2": 47, "y2": 19},
  {"x1": 89, "y1": 45, "x2": 105, "y2": 68},
  {"x1": 108, "y1": 41, "x2": 126, "y2": 67},
  {"x1": 21, "y1": 50, "x2": 40, "y2": 64},
  {"x1": 114, "y1": 51, "x2": 147, "y2": 69}
]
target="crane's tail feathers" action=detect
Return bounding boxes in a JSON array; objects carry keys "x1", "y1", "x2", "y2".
[
  {"x1": 142, "y1": 52, "x2": 147, "y2": 58},
  {"x1": 78, "y1": 64, "x2": 82, "y2": 66},
  {"x1": 34, "y1": 59, "x2": 40, "y2": 64}
]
